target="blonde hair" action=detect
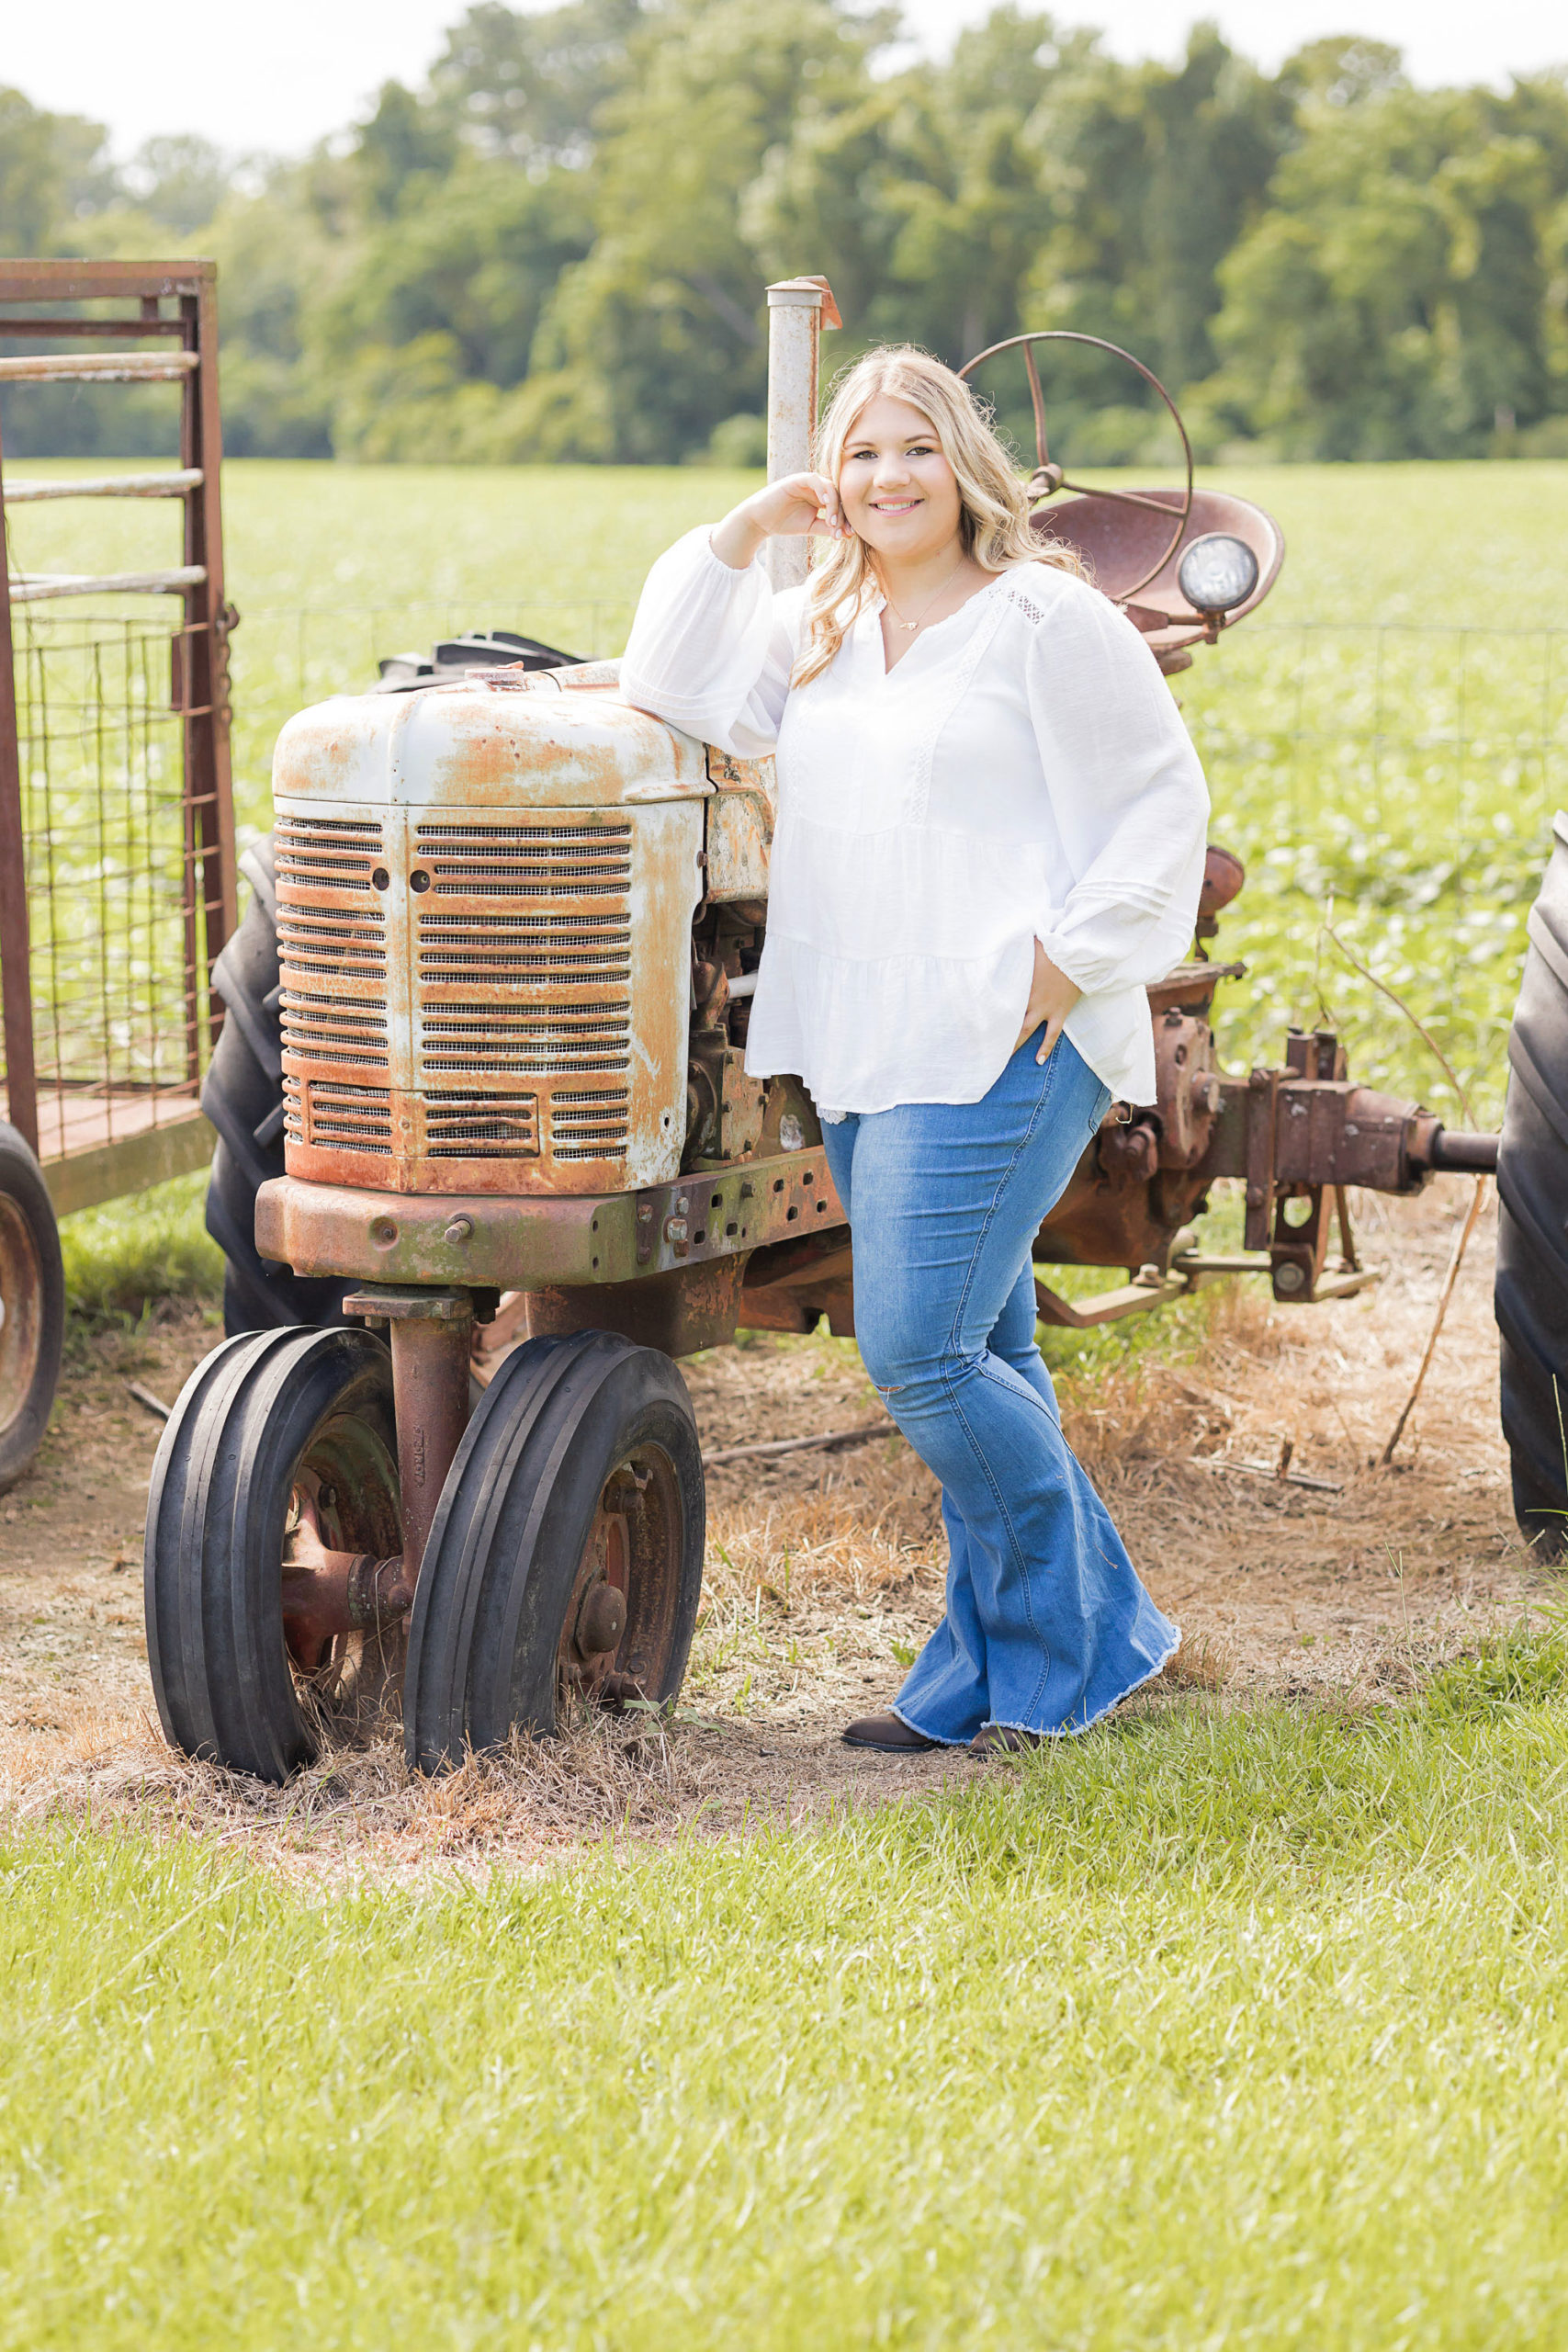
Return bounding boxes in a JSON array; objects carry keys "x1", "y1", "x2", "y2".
[{"x1": 793, "y1": 345, "x2": 1080, "y2": 687}]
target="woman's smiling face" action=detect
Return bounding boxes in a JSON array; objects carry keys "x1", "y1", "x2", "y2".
[{"x1": 837, "y1": 394, "x2": 964, "y2": 563}]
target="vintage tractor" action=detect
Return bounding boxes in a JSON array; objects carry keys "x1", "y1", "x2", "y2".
[{"x1": 144, "y1": 278, "x2": 1562, "y2": 1784}]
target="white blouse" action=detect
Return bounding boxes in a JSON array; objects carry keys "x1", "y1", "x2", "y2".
[{"x1": 620, "y1": 527, "x2": 1210, "y2": 1114}]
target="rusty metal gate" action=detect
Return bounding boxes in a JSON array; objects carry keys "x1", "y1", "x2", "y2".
[{"x1": 0, "y1": 259, "x2": 234, "y2": 1215}]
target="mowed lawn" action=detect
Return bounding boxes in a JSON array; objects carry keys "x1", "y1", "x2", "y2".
[{"x1": 6, "y1": 1657, "x2": 1568, "y2": 2349}]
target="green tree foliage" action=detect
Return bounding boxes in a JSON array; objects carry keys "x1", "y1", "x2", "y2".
[
  {"x1": 1208, "y1": 66, "x2": 1568, "y2": 456},
  {"x1": 1, "y1": 9, "x2": 1565, "y2": 462},
  {"x1": 0, "y1": 86, "x2": 115, "y2": 256}
]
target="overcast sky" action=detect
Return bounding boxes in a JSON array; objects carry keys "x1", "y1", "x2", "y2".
[{"x1": 6, "y1": 0, "x2": 1564, "y2": 160}]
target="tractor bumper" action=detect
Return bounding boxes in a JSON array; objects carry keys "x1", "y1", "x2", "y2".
[{"x1": 254, "y1": 1148, "x2": 844, "y2": 1293}]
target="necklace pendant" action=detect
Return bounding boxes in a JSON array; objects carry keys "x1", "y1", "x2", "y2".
[{"x1": 897, "y1": 620, "x2": 918, "y2": 632}]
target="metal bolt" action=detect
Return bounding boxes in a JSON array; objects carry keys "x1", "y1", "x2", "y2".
[
  {"x1": 1274, "y1": 1262, "x2": 1306, "y2": 1294},
  {"x1": 664, "y1": 1216, "x2": 689, "y2": 1245},
  {"x1": 575, "y1": 1581, "x2": 626, "y2": 1658},
  {"x1": 444, "y1": 1216, "x2": 473, "y2": 1244}
]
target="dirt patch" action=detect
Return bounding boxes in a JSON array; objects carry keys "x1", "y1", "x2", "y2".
[{"x1": 0, "y1": 1185, "x2": 1550, "y2": 1866}]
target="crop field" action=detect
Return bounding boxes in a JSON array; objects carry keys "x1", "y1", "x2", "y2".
[
  {"x1": 4, "y1": 461, "x2": 1568, "y2": 2346},
  {"x1": 10, "y1": 456, "x2": 1567, "y2": 1125}
]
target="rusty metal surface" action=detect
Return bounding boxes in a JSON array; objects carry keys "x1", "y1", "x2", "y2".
[
  {"x1": 740, "y1": 1232, "x2": 856, "y2": 1337},
  {"x1": 0, "y1": 414, "x2": 34, "y2": 1154},
  {"x1": 763, "y1": 277, "x2": 840, "y2": 592},
  {"x1": 526, "y1": 1259, "x2": 747, "y2": 1358},
  {"x1": 277, "y1": 1376, "x2": 406, "y2": 1705},
  {"x1": 273, "y1": 679, "x2": 708, "y2": 1198},
  {"x1": 0, "y1": 260, "x2": 235, "y2": 1173},
  {"x1": 704, "y1": 746, "x2": 775, "y2": 901},
  {"x1": 954, "y1": 333, "x2": 1280, "y2": 657},
  {"x1": 281, "y1": 1537, "x2": 412, "y2": 1666},
  {"x1": 556, "y1": 1445, "x2": 688, "y2": 1708},
  {"x1": 1034, "y1": 1265, "x2": 1189, "y2": 1329},
  {"x1": 386, "y1": 1308, "x2": 473, "y2": 1584},
  {"x1": 0, "y1": 351, "x2": 199, "y2": 384},
  {"x1": 1043, "y1": 487, "x2": 1284, "y2": 659},
  {"x1": 1424, "y1": 1129, "x2": 1500, "y2": 1173},
  {"x1": 960, "y1": 329, "x2": 1194, "y2": 603},
  {"x1": 1195, "y1": 845, "x2": 1246, "y2": 952},
  {"x1": 258, "y1": 1140, "x2": 842, "y2": 1289}
]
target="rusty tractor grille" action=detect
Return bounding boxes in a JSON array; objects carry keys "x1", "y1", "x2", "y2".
[
  {"x1": 276, "y1": 814, "x2": 385, "y2": 891},
  {"x1": 423, "y1": 1090, "x2": 539, "y2": 1159},
  {"x1": 285, "y1": 1077, "x2": 393, "y2": 1156},
  {"x1": 279, "y1": 989, "x2": 390, "y2": 1070},
  {"x1": 276, "y1": 816, "x2": 388, "y2": 979},
  {"x1": 420, "y1": 1002, "x2": 632, "y2": 1077},
  {"x1": 276, "y1": 908, "x2": 388, "y2": 979},
  {"x1": 415, "y1": 820, "x2": 632, "y2": 897},
  {"x1": 417, "y1": 911, "x2": 630, "y2": 983},
  {"x1": 549, "y1": 1087, "x2": 630, "y2": 1160}
]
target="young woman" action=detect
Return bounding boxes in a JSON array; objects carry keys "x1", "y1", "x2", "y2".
[{"x1": 621, "y1": 346, "x2": 1207, "y2": 1755}]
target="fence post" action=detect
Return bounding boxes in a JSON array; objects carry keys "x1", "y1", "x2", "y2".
[
  {"x1": 0, "y1": 413, "x2": 38, "y2": 1154},
  {"x1": 178, "y1": 267, "x2": 236, "y2": 1077}
]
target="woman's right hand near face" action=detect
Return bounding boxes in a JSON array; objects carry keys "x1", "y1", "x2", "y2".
[{"x1": 710, "y1": 471, "x2": 851, "y2": 570}]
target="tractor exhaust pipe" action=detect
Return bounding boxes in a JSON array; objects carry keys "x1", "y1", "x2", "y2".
[{"x1": 762, "y1": 276, "x2": 840, "y2": 591}]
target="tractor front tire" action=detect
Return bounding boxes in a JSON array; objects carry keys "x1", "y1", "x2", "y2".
[
  {"x1": 203, "y1": 837, "x2": 352, "y2": 1337},
  {"x1": 1495, "y1": 814, "x2": 1568, "y2": 1556},
  {"x1": 145, "y1": 1326, "x2": 403, "y2": 1781},
  {"x1": 0, "y1": 1121, "x2": 64, "y2": 1495},
  {"x1": 405, "y1": 1332, "x2": 705, "y2": 1771}
]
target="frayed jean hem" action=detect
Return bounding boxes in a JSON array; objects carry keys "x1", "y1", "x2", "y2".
[
  {"x1": 979, "y1": 1625, "x2": 1183, "y2": 1743},
  {"x1": 888, "y1": 1704, "x2": 972, "y2": 1749}
]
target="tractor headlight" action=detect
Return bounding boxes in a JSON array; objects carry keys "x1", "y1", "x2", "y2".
[{"x1": 1177, "y1": 533, "x2": 1259, "y2": 617}]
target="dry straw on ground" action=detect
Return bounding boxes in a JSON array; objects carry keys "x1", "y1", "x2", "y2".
[{"x1": 0, "y1": 1185, "x2": 1549, "y2": 1870}]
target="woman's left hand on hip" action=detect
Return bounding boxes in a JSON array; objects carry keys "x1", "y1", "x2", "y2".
[{"x1": 1015, "y1": 939, "x2": 1082, "y2": 1064}]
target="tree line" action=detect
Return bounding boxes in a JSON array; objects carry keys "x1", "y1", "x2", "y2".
[{"x1": 4, "y1": 1, "x2": 1567, "y2": 465}]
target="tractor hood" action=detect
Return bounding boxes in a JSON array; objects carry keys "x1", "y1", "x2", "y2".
[{"x1": 272, "y1": 673, "x2": 713, "y2": 812}]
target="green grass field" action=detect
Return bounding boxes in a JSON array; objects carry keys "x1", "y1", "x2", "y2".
[{"x1": 6, "y1": 1643, "x2": 1568, "y2": 2349}]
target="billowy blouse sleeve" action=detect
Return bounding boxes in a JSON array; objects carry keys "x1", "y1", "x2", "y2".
[
  {"x1": 1026, "y1": 580, "x2": 1210, "y2": 995},
  {"x1": 620, "y1": 526, "x2": 801, "y2": 760}
]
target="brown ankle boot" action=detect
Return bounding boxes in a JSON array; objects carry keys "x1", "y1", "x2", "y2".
[
  {"x1": 842, "y1": 1711, "x2": 939, "y2": 1753},
  {"x1": 969, "y1": 1724, "x2": 1044, "y2": 1756}
]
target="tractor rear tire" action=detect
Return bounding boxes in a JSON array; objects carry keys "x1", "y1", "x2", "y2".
[
  {"x1": 202, "y1": 838, "x2": 353, "y2": 1338},
  {"x1": 0, "y1": 1121, "x2": 64, "y2": 1496},
  {"x1": 405, "y1": 1332, "x2": 705, "y2": 1771},
  {"x1": 1495, "y1": 814, "x2": 1568, "y2": 1556},
  {"x1": 144, "y1": 1326, "x2": 403, "y2": 1781}
]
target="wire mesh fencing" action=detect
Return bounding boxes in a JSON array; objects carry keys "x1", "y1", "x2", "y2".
[{"x1": 7, "y1": 605, "x2": 214, "y2": 1160}]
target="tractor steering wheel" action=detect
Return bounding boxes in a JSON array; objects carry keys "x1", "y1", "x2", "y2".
[{"x1": 957, "y1": 331, "x2": 1195, "y2": 606}]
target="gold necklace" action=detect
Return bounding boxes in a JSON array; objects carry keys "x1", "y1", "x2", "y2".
[{"x1": 881, "y1": 557, "x2": 967, "y2": 634}]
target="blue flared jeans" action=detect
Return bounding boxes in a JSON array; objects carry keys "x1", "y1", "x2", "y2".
[{"x1": 820, "y1": 1035, "x2": 1179, "y2": 1744}]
